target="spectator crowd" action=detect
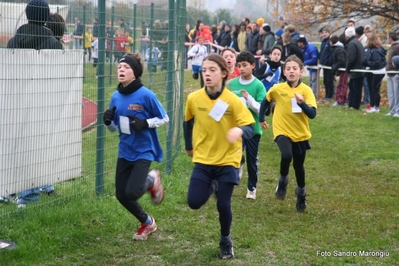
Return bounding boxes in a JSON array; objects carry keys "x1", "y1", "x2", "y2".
[{"x1": 185, "y1": 17, "x2": 399, "y2": 116}]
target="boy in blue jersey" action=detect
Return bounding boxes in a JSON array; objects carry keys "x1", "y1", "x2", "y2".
[
  {"x1": 103, "y1": 53, "x2": 169, "y2": 240},
  {"x1": 255, "y1": 46, "x2": 283, "y2": 92},
  {"x1": 227, "y1": 51, "x2": 266, "y2": 200}
]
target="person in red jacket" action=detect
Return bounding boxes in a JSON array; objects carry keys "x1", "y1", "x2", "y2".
[
  {"x1": 114, "y1": 29, "x2": 127, "y2": 62},
  {"x1": 197, "y1": 22, "x2": 213, "y2": 53},
  {"x1": 199, "y1": 23, "x2": 213, "y2": 43}
]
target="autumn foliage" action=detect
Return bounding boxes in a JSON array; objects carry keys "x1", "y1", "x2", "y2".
[{"x1": 274, "y1": 0, "x2": 399, "y2": 36}]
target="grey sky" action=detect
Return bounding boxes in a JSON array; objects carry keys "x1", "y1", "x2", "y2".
[{"x1": 205, "y1": 0, "x2": 233, "y2": 12}]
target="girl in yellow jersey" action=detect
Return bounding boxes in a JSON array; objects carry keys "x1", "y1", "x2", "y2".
[
  {"x1": 184, "y1": 54, "x2": 255, "y2": 260},
  {"x1": 124, "y1": 29, "x2": 134, "y2": 52},
  {"x1": 84, "y1": 28, "x2": 93, "y2": 61},
  {"x1": 259, "y1": 55, "x2": 317, "y2": 212}
]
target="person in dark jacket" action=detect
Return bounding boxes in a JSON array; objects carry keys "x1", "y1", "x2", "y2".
[
  {"x1": 219, "y1": 24, "x2": 232, "y2": 49},
  {"x1": 6, "y1": 0, "x2": 61, "y2": 208},
  {"x1": 286, "y1": 24, "x2": 300, "y2": 44},
  {"x1": 319, "y1": 27, "x2": 334, "y2": 102},
  {"x1": 215, "y1": 20, "x2": 226, "y2": 46},
  {"x1": 385, "y1": 32, "x2": 399, "y2": 117},
  {"x1": 118, "y1": 18, "x2": 129, "y2": 31},
  {"x1": 210, "y1": 25, "x2": 219, "y2": 52},
  {"x1": 363, "y1": 33, "x2": 386, "y2": 113},
  {"x1": 73, "y1": 17, "x2": 84, "y2": 49},
  {"x1": 46, "y1": 13, "x2": 66, "y2": 46},
  {"x1": 257, "y1": 24, "x2": 274, "y2": 57},
  {"x1": 280, "y1": 32, "x2": 303, "y2": 81},
  {"x1": 184, "y1": 23, "x2": 191, "y2": 68},
  {"x1": 345, "y1": 27, "x2": 364, "y2": 110},
  {"x1": 330, "y1": 34, "x2": 349, "y2": 106},
  {"x1": 245, "y1": 23, "x2": 260, "y2": 69},
  {"x1": 191, "y1": 20, "x2": 203, "y2": 45},
  {"x1": 7, "y1": 0, "x2": 62, "y2": 50},
  {"x1": 92, "y1": 18, "x2": 99, "y2": 38},
  {"x1": 281, "y1": 32, "x2": 303, "y2": 62},
  {"x1": 245, "y1": 23, "x2": 260, "y2": 55},
  {"x1": 230, "y1": 24, "x2": 240, "y2": 52}
]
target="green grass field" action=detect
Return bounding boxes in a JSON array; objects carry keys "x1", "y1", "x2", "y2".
[{"x1": 0, "y1": 69, "x2": 398, "y2": 265}]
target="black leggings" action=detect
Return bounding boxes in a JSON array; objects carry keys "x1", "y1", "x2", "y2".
[
  {"x1": 276, "y1": 136, "x2": 306, "y2": 188},
  {"x1": 188, "y1": 178, "x2": 234, "y2": 237},
  {"x1": 366, "y1": 72, "x2": 385, "y2": 107},
  {"x1": 323, "y1": 68, "x2": 335, "y2": 98},
  {"x1": 84, "y1": 47, "x2": 92, "y2": 61},
  {"x1": 115, "y1": 158, "x2": 152, "y2": 223}
]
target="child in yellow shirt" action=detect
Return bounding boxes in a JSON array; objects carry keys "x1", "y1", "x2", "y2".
[
  {"x1": 84, "y1": 28, "x2": 93, "y2": 61},
  {"x1": 124, "y1": 30, "x2": 134, "y2": 52},
  {"x1": 259, "y1": 55, "x2": 317, "y2": 212}
]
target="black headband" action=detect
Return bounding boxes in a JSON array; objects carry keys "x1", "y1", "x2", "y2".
[{"x1": 119, "y1": 55, "x2": 142, "y2": 78}]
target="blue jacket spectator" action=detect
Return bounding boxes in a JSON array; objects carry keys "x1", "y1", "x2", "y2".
[
  {"x1": 297, "y1": 35, "x2": 319, "y2": 95},
  {"x1": 297, "y1": 36, "x2": 319, "y2": 73}
]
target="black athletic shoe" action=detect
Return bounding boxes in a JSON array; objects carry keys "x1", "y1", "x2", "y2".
[
  {"x1": 295, "y1": 187, "x2": 306, "y2": 212},
  {"x1": 275, "y1": 176, "x2": 288, "y2": 200},
  {"x1": 219, "y1": 242, "x2": 234, "y2": 259}
]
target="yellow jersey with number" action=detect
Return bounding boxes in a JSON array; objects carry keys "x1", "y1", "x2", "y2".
[
  {"x1": 185, "y1": 88, "x2": 255, "y2": 167},
  {"x1": 266, "y1": 82, "x2": 317, "y2": 142}
]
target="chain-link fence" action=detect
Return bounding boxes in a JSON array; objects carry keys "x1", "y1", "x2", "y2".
[{"x1": 0, "y1": 0, "x2": 186, "y2": 227}]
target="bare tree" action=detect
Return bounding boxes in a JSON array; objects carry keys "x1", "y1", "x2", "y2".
[{"x1": 188, "y1": 0, "x2": 207, "y2": 10}]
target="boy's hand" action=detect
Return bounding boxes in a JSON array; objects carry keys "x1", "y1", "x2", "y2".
[
  {"x1": 294, "y1": 93, "x2": 304, "y2": 104},
  {"x1": 127, "y1": 116, "x2": 149, "y2": 132},
  {"x1": 240, "y1": 90, "x2": 249, "y2": 99},
  {"x1": 186, "y1": 150, "x2": 193, "y2": 157},
  {"x1": 260, "y1": 56, "x2": 266, "y2": 63},
  {"x1": 226, "y1": 127, "x2": 243, "y2": 143},
  {"x1": 260, "y1": 121, "x2": 269, "y2": 129},
  {"x1": 103, "y1": 107, "x2": 116, "y2": 126}
]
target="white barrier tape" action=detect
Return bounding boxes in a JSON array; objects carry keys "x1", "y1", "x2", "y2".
[
  {"x1": 306, "y1": 64, "x2": 399, "y2": 74},
  {"x1": 184, "y1": 41, "x2": 264, "y2": 58},
  {"x1": 183, "y1": 42, "x2": 399, "y2": 74}
]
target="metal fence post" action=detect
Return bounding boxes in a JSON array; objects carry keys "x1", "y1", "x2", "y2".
[
  {"x1": 109, "y1": 6, "x2": 115, "y2": 85},
  {"x1": 95, "y1": 0, "x2": 106, "y2": 196},
  {"x1": 133, "y1": 4, "x2": 137, "y2": 53}
]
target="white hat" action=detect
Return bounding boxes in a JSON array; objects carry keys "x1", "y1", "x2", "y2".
[{"x1": 345, "y1": 27, "x2": 356, "y2": 38}]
